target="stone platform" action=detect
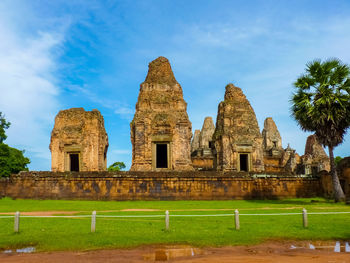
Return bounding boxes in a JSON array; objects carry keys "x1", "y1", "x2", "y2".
[{"x1": 0, "y1": 171, "x2": 324, "y2": 200}]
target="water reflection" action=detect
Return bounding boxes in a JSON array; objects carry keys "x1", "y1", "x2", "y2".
[
  {"x1": 290, "y1": 241, "x2": 350, "y2": 253},
  {"x1": 143, "y1": 246, "x2": 203, "y2": 261},
  {"x1": 3, "y1": 247, "x2": 36, "y2": 254}
]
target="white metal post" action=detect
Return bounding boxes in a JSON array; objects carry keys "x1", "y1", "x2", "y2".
[
  {"x1": 91, "y1": 211, "x2": 96, "y2": 232},
  {"x1": 14, "y1": 211, "x2": 20, "y2": 233},
  {"x1": 234, "y1": 209, "x2": 240, "y2": 230},
  {"x1": 302, "y1": 208, "x2": 308, "y2": 228},
  {"x1": 165, "y1": 210, "x2": 169, "y2": 231}
]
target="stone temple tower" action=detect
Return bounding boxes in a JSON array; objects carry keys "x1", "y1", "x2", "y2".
[
  {"x1": 191, "y1": 117, "x2": 216, "y2": 170},
  {"x1": 50, "y1": 108, "x2": 109, "y2": 172},
  {"x1": 262, "y1": 117, "x2": 284, "y2": 157},
  {"x1": 212, "y1": 83, "x2": 264, "y2": 172},
  {"x1": 130, "y1": 57, "x2": 193, "y2": 171}
]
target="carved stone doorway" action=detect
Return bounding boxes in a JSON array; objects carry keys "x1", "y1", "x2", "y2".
[
  {"x1": 239, "y1": 153, "x2": 249, "y2": 172},
  {"x1": 156, "y1": 143, "x2": 168, "y2": 169},
  {"x1": 69, "y1": 153, "x2": 80, "y2": 172}
]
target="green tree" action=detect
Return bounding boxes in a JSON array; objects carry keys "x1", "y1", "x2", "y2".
[
  {"x1": 0, "y1": 144, "x2": 30, "y2": 177},
  {"x1": 291, "y1": 58, "x2": 350, "y2": 202},
  {"x1": 0, "y1": 112, "x2": 30, "y2": 177},
  {"x1": 334, "y1": 156, "x2": 343, "y2": 167},
  {"x1": 0, "y1": 112, "x2": 10, "y2": 143},
  {"x1": 108, "y1": 161, "x2": 126, "y2": 171}
]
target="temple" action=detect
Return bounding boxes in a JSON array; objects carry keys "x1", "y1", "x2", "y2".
[
  {"x1": 49, "y1": 57, "x2": 331, "y2": 177},
  {"x1": 49, "y1": 108, "x2": 108, "y2": 172},
  {"x1": 212, "y1": 83, "x2": 265, "y2": 172},
  {"x1": 191, "y1": 117, "x2": 215, "y2": 170},
  {"x1": 130, "y1": 57, "x2": 193, "y2": 171}
]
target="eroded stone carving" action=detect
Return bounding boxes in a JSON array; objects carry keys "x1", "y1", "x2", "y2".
[
  {"x1": 50, "y1": 108, "x2": 108, "y2": 172},
  {"x1": 191, "y1": 117, "x2": 215, "y2": 170},
  {"x1": 212, "y1": 83, "x2": 264, "y2": 172},
  {"x1": 130, "y1": 57, "x2": 193, "y2": 171},
  {"x1": 262, "y1": 117, "x2": 283, "y2": 157},
  {"x1": 282, "y1": 144, "x2": 299, "y2": 173},
  {"x1": 199, "y1": 117, "x2": 215, "y2": 151},
  {"x1": 191, "y1": 130, "x2": 201, "y2": 153},
  {"x1": 262, "y1": 117, "x2": 286, "y2": 172},
  {"x1": 301, "y1": 134, "x2": 330, "y2": 174}
]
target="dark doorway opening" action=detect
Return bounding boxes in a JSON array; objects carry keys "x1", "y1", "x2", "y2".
[
  {"x1": 311, "y1": 166, "x2": 319, "y2": 175},
  {"x1": 156, "y1": 144, "x2": 168, "y2": 168},
  {"x1": 239, "y1": 154, "x2": 248, "y2": 172},
  {"x1": 70, "y1": 154, "x2": 80, "y2": 172}
]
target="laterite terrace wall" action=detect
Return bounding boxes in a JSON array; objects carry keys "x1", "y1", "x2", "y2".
[{"x1": 0, "y1": 171, "x2": 324, "y2": 200}]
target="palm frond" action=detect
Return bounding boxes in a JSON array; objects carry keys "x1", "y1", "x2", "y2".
[{"x1": 291, "y1": 58, "x2": 350, "y2": 148}]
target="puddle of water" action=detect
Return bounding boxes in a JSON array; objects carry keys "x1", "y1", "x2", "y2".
[
  {"x1": 16, "y1": 247, "x2": 35, "y2": 253},
  {"x1": 290, "y1": 241, "x2": 350, "y2": 253},
  {"x1": 143, "y1": 246, "x2": 204, "y2": 261},
  {"x1": 3, "y1": 247, "x2": 36, "y2": 254}
]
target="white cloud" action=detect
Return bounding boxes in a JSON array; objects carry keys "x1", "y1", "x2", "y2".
[
  {"x1": 0, "y1": 4, "x2": 63, "y2": 170},
  {"x1": 114, "y1": 106, "x2": 134, "y2": 120},
  {"x1": 174, "y1": 16, "x2": 350, "y2": 157},
  {"x1": 114, "y1": 107, "x2": 133, "y2": 115},
  {"x1": 186, "y1": 23, "x2": 269, "y2": 48},
  {"x1": 67, "y1": 84, "x2": 135, "y2": 120},
  {"x1": 111, "y1": 149, "x2": 131, "y2": 155}
]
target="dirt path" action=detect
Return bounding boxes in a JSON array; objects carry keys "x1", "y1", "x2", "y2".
[
  {"x1": 1, "y1": 242, "x2": 349, "y2": 263},
  {"x1": 0, "y1": 205, "x2": 347, "y2": 216}
]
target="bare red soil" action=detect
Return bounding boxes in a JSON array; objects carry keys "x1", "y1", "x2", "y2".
[{"x1": 1, "y1": 242, "x2": 349, "y2": 263}]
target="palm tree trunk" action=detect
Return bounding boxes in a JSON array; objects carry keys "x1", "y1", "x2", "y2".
[{"x1": 328, "y1": 146, "x2": 345, "y2": 202}]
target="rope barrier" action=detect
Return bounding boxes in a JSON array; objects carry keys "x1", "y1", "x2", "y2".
[
  {"x1": 0, "y1": 211, "x2": 349, "y2": 218},
  {"x1": 308, "y1": 212, "x2": 350, "y2": 215},
  {"x1": 96, "y1": 215, "x2": 165, "y2": 218}
]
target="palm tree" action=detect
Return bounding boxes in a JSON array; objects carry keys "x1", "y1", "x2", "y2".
[{"x1": 291, "y1": 58, "x2": 350, "y2": 202}]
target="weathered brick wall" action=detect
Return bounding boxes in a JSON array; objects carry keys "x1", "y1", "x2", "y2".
[
  {"x1": 191, "y1": 158, "x2": 214, "y2": 170},
  {"x1": 0, "y1": 178, "x2": 7, "y2": 198},
  {"x1": 264, "y1": 157, "x2": 284, "y2": 173},
  {"x1": 0, "y1": 171, "x2": 323, "y2": 200}
]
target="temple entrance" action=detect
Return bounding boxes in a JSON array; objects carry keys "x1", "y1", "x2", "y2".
[
  {"x1": 239, "y1": 154, "x2": 248, "y2": 172},
  {"x1": 156, "y1": 143, "x2": 168, "y2": 168},
  {"x1": 70, "y1": 153, "x2": 80, "y2": 172}
]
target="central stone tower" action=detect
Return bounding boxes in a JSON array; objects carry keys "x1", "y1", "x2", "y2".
[
  {"x1": 212, "y1": 83, "x2": 264, "y2": 172},
  {"x1": 130, "y1": 57, "x2": 193, "y2": 171}
]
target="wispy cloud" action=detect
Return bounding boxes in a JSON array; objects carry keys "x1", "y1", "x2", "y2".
[
  {"x1": 184, "y1": 23, "x2": 269, "y2": 48},
  {"x1": 171, "y1": 15, "x2": 350, "y2": 156},
  {"x1": 0, "y1": 2, "x2": 64, "y2": 170},
  {"x1": 67, "y1": 84, "x2": 135, "y2": 120},
  {"x1": 114, "y1": 106, "x2": 134, "y2": 120},
  {"x1": 111, "y1": 149, "x2": 131, "y2": 155}
]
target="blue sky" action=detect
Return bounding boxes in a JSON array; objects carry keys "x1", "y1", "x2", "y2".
[{"x1": 1, "y1": 0, "x2": 350, "y2": 171}]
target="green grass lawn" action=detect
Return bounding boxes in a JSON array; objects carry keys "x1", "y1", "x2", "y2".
[{"x1": 0, "y1": 197, "x2": 349, "y2": 251}]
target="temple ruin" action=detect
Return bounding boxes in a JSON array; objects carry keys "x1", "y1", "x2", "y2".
[
  {"x1": 50, "y1": 108, "x2": 108, "y2": 172},
  {"x1": 130, "y1": 57, "x2": 193, "y2": 171},
  {"x1": 212, "y1": 83, "x2": 264, "y2": 172},
  {"x1": 7, "y1": 57, "x2": 340, "y2": 202},
  {"x1": 191, "y1": 130, "x2": 201, "y2": 153},
  {"x1": 262, "y1": 117, "x2": 288, "y2": 172},
  {"x1": 191, "y1": 117, "x2": 215, "y2": 170},
  {"x1": 262, "y1": 117, "x2": 283, "y2": 157},
  {"x1": 47, "y1": 58, "x2": 331, "y2": 177},
  {"x1": 298, "y1": 134, "x2": 330, "y2": 174}
]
